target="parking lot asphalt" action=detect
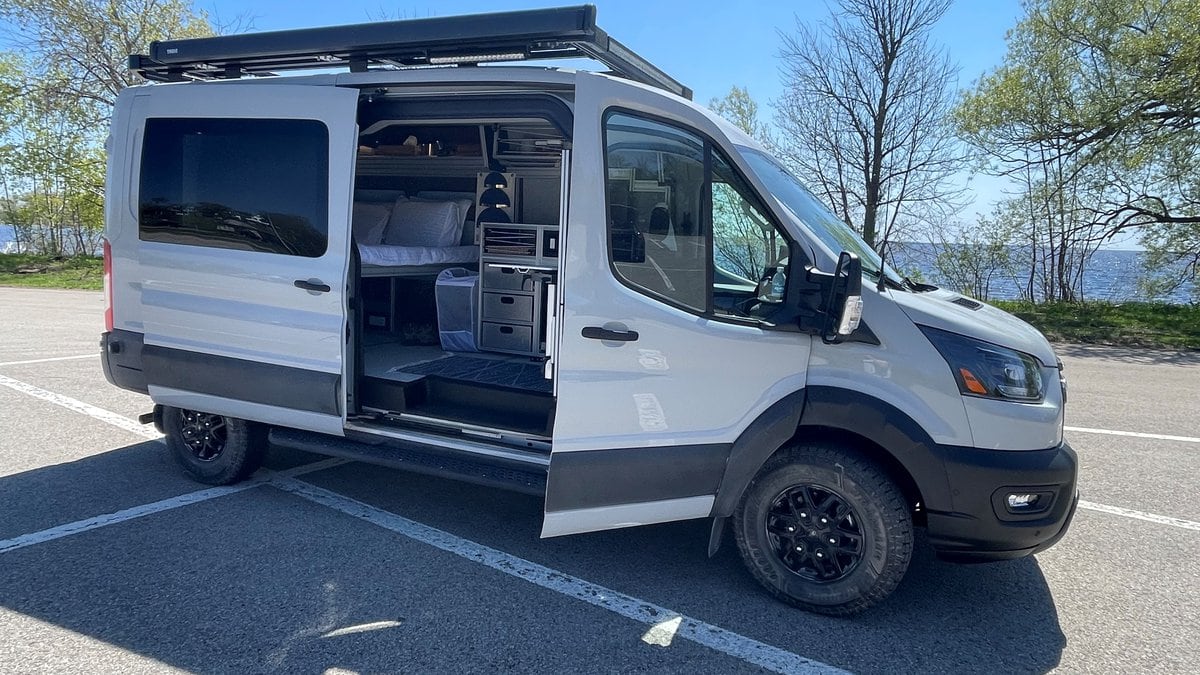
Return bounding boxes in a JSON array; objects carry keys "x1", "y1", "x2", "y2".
[{"x1": 1, "y1": 286, "x2": 1197, "y2": 674}]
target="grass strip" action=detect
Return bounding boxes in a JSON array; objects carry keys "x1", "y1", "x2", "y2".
[
  {"x1": 994, "y1": 300, "x2": 1200, "y2": 351},
  {"x1": 0, "y1": 253, "x2": 103, "y2": 290}
]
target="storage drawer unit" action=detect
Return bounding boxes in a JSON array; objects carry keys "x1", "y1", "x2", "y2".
[
  {"x1": 482, "y1": 265, "x2": 534, "y2": 292},
  {"x1": 477, "y1": 222, "x2": 559, "y2": 357},
  {"x1": 482, "y1": 292, "x2": 534, "y2": 323},
  {"x1": 480, "y1": 322, "x2": 534, "y2": 353}
]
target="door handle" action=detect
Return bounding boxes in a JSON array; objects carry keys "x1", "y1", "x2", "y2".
[
  {"x1": 582, "y1": 326, "x2": 639, "y2": 342},
  {"x1": 294, "y1": 279, "x2": 331, "y2": 293}
]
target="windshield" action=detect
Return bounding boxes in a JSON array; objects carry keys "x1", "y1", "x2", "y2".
[{"x1": 737, "y1": 146, "x2": 903, "y2": 285}]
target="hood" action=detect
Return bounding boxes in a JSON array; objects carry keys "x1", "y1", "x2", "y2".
[{"x1": 890, "y1": 287, "x2": 1058, "y2": 367}]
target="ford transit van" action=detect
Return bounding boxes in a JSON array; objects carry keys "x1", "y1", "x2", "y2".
[{"x1": 101, "y1": 5, "x2": 1077, "y2": 615}]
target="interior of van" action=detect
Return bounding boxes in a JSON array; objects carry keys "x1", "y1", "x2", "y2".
[{"x1": 347, "y1": 93, "x2": 571, "y2": 449}]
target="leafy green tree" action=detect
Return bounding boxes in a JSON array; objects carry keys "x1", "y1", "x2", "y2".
[
  {"x1": 708, "y1": 87, "x2": 781, "y2": 281},
  {"x1": 956, "y1": 0, "x2": 1200, "y2": 297},
  {"x1": 0, "y1": 0, "x2": 215, "y2": 123},
  {"x1": 0, "y1": 56, "x2": 105, "y2": 255},
  {"x1": 709, "y1": 86, "x2": 771, "y2": 143},
  {"x1": 0, "y1": 0, "x2": 218, "y2": 255},
  {"x1": 930, "y1": 212, "x2": 1020, "y2": 302}
]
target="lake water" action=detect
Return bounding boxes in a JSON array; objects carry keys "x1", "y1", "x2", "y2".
[
  {"x1": 2, "y1": 224, "x2": 1193, "y2": 303},
  {"x1": 891, "y1": 244, "x2": 1195, "y2": 305},
  {"x1": 0, "y1": 225, "x2": 17, "y2": 254}
]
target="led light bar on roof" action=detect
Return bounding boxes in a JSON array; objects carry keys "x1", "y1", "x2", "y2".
[
  {"x1": 427, "y1": 52, "x2": 527, "y2": 65},
  {"x1": 127, "y1": 4, "x2": 692, "y2": 99}
]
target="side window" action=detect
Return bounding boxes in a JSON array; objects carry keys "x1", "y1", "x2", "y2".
[
  {"x1": 605, "y1": 113, "x2": 709, "y2": 312},
  {"x1": 139, "y1": 118, "x2": 329, "y2": 257},
  {"x1": 711, "y1": 152, "x2": 789, "y2": 318},
  {"x1": 604, "y1": 111, "x2": 792, "y2": 320}
]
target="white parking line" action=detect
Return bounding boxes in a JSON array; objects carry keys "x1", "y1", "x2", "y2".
[
  {"x1": 0, "y1": 459, "x2": 348, "y2": 555},
  {"x1": 0, "y1": 482, "x2": 261, "y2": 554},
  {"x1": 1079, "y1": 500, "x2": 1200, "y2": 532},
  {"x1": 0, "y1": 353, "x2": 96, "y2": 367},
  {"x1": 0, "y1": 373, "x2": 159, "y2": 440},
  {"x1": 273, "y1": 476, "x2": 845, "y2": 675},
  {"x1": 1066, "y1": 425, "x2": 1200, "y2": 444}
]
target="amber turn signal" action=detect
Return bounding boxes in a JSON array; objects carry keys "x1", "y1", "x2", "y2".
[{"x1": 959, "y1": 367, "x2": 989, "y2": 395}]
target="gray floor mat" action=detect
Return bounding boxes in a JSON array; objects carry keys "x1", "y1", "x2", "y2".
[{"x1": 392, "y1": 355, "x2": 552, "y2": 393}]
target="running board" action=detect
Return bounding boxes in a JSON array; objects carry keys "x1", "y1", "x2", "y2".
[{"x1": 269, "y1": 427, "x2": 547, "y2": 496}]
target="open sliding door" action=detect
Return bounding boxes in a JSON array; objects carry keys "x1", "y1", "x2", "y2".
[{"x1": 128, "y1": 84, "x2": 359, "y2": 435}]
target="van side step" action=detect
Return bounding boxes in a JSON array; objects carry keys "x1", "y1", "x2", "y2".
[
  {"x1": 361, "y1": 374, "x2": 555, "y2": 437},
  {"x1": 269, "y1": 427, "x2": 547, "y2": 496}
]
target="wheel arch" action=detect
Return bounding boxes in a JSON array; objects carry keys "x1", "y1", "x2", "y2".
[
  {"x1": 711, "y1": 385, "x2": 952, "y2": 520},
  {"x1": 781, "y1": 426, "x2": 925, "y2": 526}
]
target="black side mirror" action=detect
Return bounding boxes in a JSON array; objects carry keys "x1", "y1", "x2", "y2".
[{"x1": 824, "y1": 251, "x2": 863, "y2": 341}]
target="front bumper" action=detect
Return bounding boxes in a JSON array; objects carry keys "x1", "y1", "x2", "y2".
[{"x1": 926, "y1": 440, "x2": 1078, "y2": 562}]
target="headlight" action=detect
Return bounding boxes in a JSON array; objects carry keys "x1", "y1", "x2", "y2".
[{"x1": 919, "y1": 326, "x2": 1046, "y2": 402}]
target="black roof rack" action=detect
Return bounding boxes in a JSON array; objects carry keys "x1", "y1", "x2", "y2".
[{"x1": 128, "y1": 4, "x2": 692, "y2": 99}]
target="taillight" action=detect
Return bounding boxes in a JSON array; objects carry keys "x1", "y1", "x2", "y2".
[{"x1": 103, "y1": 238, "x2": 113, "y2": 332}]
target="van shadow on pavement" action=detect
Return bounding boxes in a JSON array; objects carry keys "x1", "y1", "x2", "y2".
[{"x1": 0, "y1": 442, "x2": 1065, "y2": 673}]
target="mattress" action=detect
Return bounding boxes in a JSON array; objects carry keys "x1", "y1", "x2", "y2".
[{"x1": 359, "y1": 244, "x2": 479, "y2": 267}]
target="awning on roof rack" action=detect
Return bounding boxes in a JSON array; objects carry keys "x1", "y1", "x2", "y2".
[{"x1": 127, "y1": 4, "x2": 692, "y2": 100}]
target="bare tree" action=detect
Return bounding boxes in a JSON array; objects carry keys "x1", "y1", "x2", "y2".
[{"x1": 774, "y1": 0, "x2": 965, "y2": 249}]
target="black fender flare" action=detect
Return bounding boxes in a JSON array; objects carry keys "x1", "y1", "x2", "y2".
[
  {"x1": 795, "y1": 386, "x2": 953, "y2": 512},
  {"x1": 708, "y1": 385, "x2": 953, "y2": 527},
  {"x1": 710, "y1": 389, "x2": 807, "y2": 518}
]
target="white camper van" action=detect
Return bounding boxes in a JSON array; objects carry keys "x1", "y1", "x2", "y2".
[{"x1": 101, "y1": 5, "x2": 1077, "y2": 615}]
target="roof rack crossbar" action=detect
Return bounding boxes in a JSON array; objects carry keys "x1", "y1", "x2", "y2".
[{"x1": 127, "y1": 5, "x2": 692, "y2": 99}]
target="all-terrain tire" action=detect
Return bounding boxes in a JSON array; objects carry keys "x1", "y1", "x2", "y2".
[
  {"x1": 732, "y1": 442, "x2": 913, "y2": 616},
  {"x1": 164, "y1": 406, "x2": 267, "y2": 485}
]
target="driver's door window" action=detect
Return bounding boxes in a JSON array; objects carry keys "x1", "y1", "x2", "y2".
[
  {"x1": 605, "y1": 113, "x2": 708, "y2": 313},
  {"x1": 604, "y1": 111, "x2": 791, "y2": 322}
]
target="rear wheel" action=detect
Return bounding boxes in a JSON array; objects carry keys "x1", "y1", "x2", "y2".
[
  {"x1": 733, "y1": 442, "x2": 913, "y2": 616},
  {"x1": 164, "y1": 407, "x2": 267, "y2": 485}
]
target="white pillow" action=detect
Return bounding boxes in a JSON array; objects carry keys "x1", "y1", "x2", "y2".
[
  {"x1": 383, "y1": 199, "x2": 462, "y2": 247},
  {"x1": 352, "y1": 202, "x2": 392, "y2": 245},
  {"x1": 406, "y1": 195, "x2": 474, "y2": 230}
]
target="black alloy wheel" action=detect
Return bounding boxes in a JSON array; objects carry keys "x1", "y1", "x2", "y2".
[
  {"x1": 164, "y1": 406, "x2": 267, "y2": 485},
  {"x1": 732, "y1": 442, "x2": 913, "y2": 616},
  {"x1": 766, "y1": 484, "x2": 864, "y2": 583},
  {"x1": 178, "y1": 409, "x2": 228, "y2": 461}
]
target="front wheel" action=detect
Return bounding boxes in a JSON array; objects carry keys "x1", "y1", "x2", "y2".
[
  {"x1": 733, "y1": 443, "x2": 913, "y2": 616},
  {"x1": 164, "y1": 407, "x2": 267, "y2": 485}
]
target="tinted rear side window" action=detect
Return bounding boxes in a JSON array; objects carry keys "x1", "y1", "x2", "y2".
[{"x1": 139, "y1": 118, "x2": 329, "y2": 257}]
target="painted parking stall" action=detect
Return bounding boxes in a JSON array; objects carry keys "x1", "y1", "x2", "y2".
[{"x1": 2, "y1": 287, "x2": 1199, "y2": 672}]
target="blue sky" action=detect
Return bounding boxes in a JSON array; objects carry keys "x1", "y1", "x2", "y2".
[
  {"x1": 201, "y1": 0, "x2": 1022, "y2": 108},
  {"x1": 199, "y1": 0, "x2": 1034, "y2": 230}
]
